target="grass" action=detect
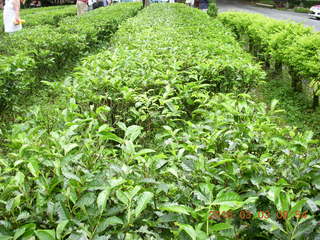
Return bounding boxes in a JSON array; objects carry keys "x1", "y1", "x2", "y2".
[{"x1": 254, "y1": 69, "x2": 320, "y2": 137}]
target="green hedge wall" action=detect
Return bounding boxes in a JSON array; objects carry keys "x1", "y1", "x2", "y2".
[
  {"x1": 218, "y1": 12, "x2": 320, "y2": 108},
  {"x1": 0, "y1": 3, "x2": 141, "y2": 110}
]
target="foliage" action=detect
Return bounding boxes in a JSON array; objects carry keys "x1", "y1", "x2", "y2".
[
  {"x1": 218, "y1": 12, "x2": 320, "y2": 107},
  {"x1": 284, "y1": 33, "x2": 320, "y2": 94},
  {"x1": 256, "y1": 70, "x2": 320, "y2": 137},
  {"x1": 0, "y1": 5, "x2": 76, "y2": 32},
  {"x1": 207, "y1": 2, "x2": 218, "y2": 18},
  {"x1": 0, "y1": 3, "x2": 141, "y2": 110},
  {"x1": 57, "y1": 4, "x2": 140, "y2": 46},
  {"x1": 1, "y1": 3, "x2": 320, "y2": 240},
  {"x1": 294, "y1": 7, "x2": 310, "y2": 13}
]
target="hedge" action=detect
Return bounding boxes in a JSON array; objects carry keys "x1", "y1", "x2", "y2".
[
  {"x1": 1, "y1": 4, "x2": 319, "y2": 239},
  {"x1": 218, "y1": 12, "x2": 320, "y2": 108},
  {"x1": 0, "y1": 5, "x2": 76, "y2": 32},
  {"x1": 0, "y1": 3, "x2": 141, "y2": 110}
]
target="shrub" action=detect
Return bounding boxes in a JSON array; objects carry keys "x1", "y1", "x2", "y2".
[
  {"x1": 0, "y1": 3, "x2": 142, "y2": 110},
  {"x1": 0, "y1": 5, "x2": 76, "y2": 32},
  {"x1": 1, "y1": 5, "x2": 319, "y2": 239},
  {"x1": 218, "y1": 12, "x2": 320, "y2": 108},
  {"x1": 207, "y1": 2, "x2": 218, "y2": 17},
  {"x1": 294, "y1": 6, "x2": 310, "y2": 13},
  {"x1": 58, "y1": 4, "x2": 140, "y2": 45}
]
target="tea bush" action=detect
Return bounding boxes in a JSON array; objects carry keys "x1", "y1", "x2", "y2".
[
  {"x1": 294, "y1": 7, "x2": 310, "y2": 13},
  {"x1": 284, "y1": 33, "x2": 320, "y2": 107},
  {"x1": 2, "y1": 3, "x2": 319, "y2": 240},
  {"x1": 218, "y1": 12, "x2": 320, "y2": 108},
  {"x1": 207, "y1": 0, "x2": 218, "y2": 17},
  {"x1": 0, "y1": 3, "x2": 141, "y2": 110},
  {"x1": 22, "y1": 5, "x2": 76, "y2": 28},
  {"x1": 0, "y1": 5, "x2": 76, "y2": 32}
]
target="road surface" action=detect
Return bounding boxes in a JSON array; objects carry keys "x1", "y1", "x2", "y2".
[{"x1": 217, "y1": 0, "x2": 320, "y2": 31}]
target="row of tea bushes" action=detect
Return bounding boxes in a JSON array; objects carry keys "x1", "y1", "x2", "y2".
[
  {"x1": 21, "y1": 5, "x2": 76, "y2": 28},
  {"x1": 218, "y1": 12, "x2": 320, "y2": 108},
  {"x1": 1, "y1": 4, "x2": 319, "y2": 239},
  {"x1": 0, "y1": 5, "x2": 76, "y2": 32},
  {"x1": 0, "y1": 3, "x2": 265, "y2": 239},
  {"x1": 0, "y1": 3, "x2": 141, "y2": 110}
]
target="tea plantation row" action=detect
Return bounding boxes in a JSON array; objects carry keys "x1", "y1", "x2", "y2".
[
  {"x1": 0, "y1": 3, "x2": 141, "y2": 110},
  {"x1": 0, "y1": 5, "x2": 76, "y2": 32},
  {"x1": 218, "y1": 12, "x2": 320, "y2": 109},
  {"x1": 0, "y1": 4, "x2": 319, "y2": 240}
]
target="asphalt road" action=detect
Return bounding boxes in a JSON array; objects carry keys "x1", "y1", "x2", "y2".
[{"x1": 217, "y1": 0, "x2": 320, "y2": 31}]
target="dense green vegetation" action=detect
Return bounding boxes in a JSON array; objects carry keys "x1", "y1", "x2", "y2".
[
  {"x1": 0, "y1": 5, "x2": 76, "y2": 32},
  {"x1": 218, "y1": 12, "x2": 320, "y2": 108},
  {"x1": 256, "y1": 71, "x2": 320, "y2": 137},
  {"x1": 255, "y1": 0, "x2": 320, "y2": 8},
  {"x1": 288, "y1": 0, "x2": 320, "y2": 8},
  {"x1": 207, "y1": 0, "x2": 218, "y2": 17},
  {"x1": 293, "y1": 7, "x2": 310, "y2": 13},
  {"x1": 1, "y1": 3, "x2": 320, "y2": 240},
  {"x1": 0, "y1": 3, "x2": 141, "y2": 111}
]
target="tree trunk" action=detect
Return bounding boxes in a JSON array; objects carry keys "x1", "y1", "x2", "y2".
[
  {"x1": 143, "y1": 0, "x2": 150, "y2": 8},
  {"x1": 274, "y1": 60, "x2": 282, "y2": 73},
  {"x1": 289, "y1": 67, "x2": 302, "y2": 92},
  {"x1": 264, "y1": 55, "x2": 270, "y2": 70},
  {"x1": 248, "y1": 39, "x2": 254, "y2": 53},
  {"x1": 313, "y1": 92, "x2": 319, "y2": 110}
]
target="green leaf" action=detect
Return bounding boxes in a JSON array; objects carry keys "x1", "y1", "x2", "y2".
[
  {"x1": 15, "y1": 172, "x2": 25, "y2": 186},
  {"x1": 35, "y1": 230, "x2": 55, "y2": 240},
  {"x1": 125, "y1": 125, "x2": 142, "y2": 142},
  {"x1": 56, "y1": 220, "x2": 69, "y2": 240},
  {"x1": 27, "y1": 162, "x2": 39, "y2": 178},
  {"x1": 270, "y1": 99, "x2": 279, "y2": 112},
  {"x1": 211, "y1": 223, "x2": 233, "y2": 232},
  {"x1": 160, "y1": 204, "x2": 192, "y2": 215},
  {"x1": 292, "y1": 219, "x2": 318, "y2": 239},
  {"x1": 105, "y1": 216, "x2": 123, "y2": 226},
  {"x1": 128, "y1": 186, "x2": 141, "y2": 200},
  {"x1": 116, "y1": 190, "x2": 129, "y2": 205},
  {"x1": 261, "y1": 218, "x2": 286, "y2": 233},
  {"x1": 16, "y1": 211, "x2": 30, "y2": 221},
  {"x1": 134, "y1": 149, "x2": 155, "y2": 157},
  {"x1": 176, "y1": 223, "x2": 196, "y2": 240},
  {"x1": 62, "y1": 169, "x2": 81, "y2": 182},
  {"x1": 96, "y1": 216, "x2": 124, "y2": 233},
  {"x1": 109, "y1": 178, "x2": 126, "y2": 188},
  {"x1": 213, "y1": 191, "x2": 244, "y2": 211},
  {"x1": 306, "y1": 199, "x2": 319, "y2": 213},
  {"x1": 97, "y1": 187, "x2": 111, "y2": 213},
  {"x1": 13, "y1": 227, "x2": 26, "y2": 240},
  {"x1": 288, "y1": 200, "x2": 306, "y2": 220},
  {"x1": 0, "y1": 236, "x2": 12, "y2": 240},
  {"x1": 275, "y1": 191, "x2": 290, "y2": 212},
  {"x1": 134, "y1": 192, "x2": 154, "y2": 217},
  {"x1": 57, "y1": 202, "x2": 70, "y2": 221},
  {"x1": 267, "y1": 186, "x2": 281, "y2": 203},
  {"x1": 63, "y1": 143, "x2": 78, "y2": 155},
  {"x1": 76, "y1": 192, "x2": 95, "y2": 207},
  {"x1": 99, "y1": 131, "x2": 123, "y2": 144}
]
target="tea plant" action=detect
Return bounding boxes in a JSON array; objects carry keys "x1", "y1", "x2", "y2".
[
  {"x1": 1, "y1": 4, "x2": 319, "y2": 240},
  {"x1": 0, "y1": 3, "x2": 141, "y2": 111},
  {"x1": 0, "y1": 5, "x2": 76, "y2": 32},
  {"x1": 218, "y1": 12, "x2": 320, "y2": 108}
]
